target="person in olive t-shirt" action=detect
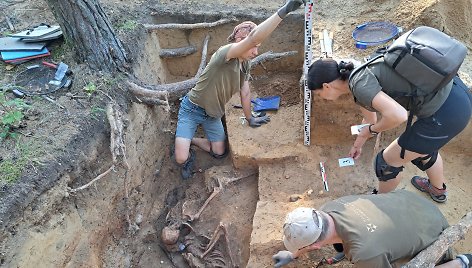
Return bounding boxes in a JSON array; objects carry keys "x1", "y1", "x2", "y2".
[
  {"x1": 305, "y1": 58, "x2": 471, "y2": 203},
  {"x1": 272, "y1": 190, "x2": 472, "y2": 268},
  {"x1": 174, "y1": 0, "x2": 306, "y2": 180}
]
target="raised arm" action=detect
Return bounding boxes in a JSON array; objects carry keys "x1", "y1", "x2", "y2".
[{"x1": 226, "y1": 0, "x2": 306, "y2": 60}]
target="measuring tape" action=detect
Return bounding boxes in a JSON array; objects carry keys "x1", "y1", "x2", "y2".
[{"x1": 303, "y1": 0, "x2": 313, "y2": 145}]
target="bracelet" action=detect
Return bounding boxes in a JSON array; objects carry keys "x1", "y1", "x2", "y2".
[{"x1": 368, "y1": 124, "x2": 379, "y2": 136}]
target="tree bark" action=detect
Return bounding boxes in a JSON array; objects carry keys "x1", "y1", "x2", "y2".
[
  {"x1": 402, "y1": 211, "x2": 472, "y2": 268},
  {"x1": 45, "y1": 0, "x2": 128, "y2": 73}
]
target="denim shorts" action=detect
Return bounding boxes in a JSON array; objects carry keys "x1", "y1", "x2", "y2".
[
  {"x1": 398, "y1": 76, "x2": 472, "y2": 154},
  {"x1": 175, "y1": 95, "x2": 226, "y2": 142}
]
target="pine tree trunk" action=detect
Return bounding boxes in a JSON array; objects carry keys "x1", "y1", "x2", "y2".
[{"x1": 46, "y1": 0, "x2": 128, "y2": 72}]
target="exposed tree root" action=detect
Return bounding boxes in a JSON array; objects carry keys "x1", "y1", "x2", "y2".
[
  {"x1": 127, "y1": 34, "x2": 210, "y2": 104},
  {"x1": 127, "y1": 37, "x2": 297, "y2": 105},
  {"x1": 68, "y1": 166, "x2": 114, "y2": 194},
  {"x1": 402, "y1": 211, "x2": 472, "y2": 268},
  {"x1": 159, "y1": 45, "x2": 197, "y2": 58},
  {"x1": 67, "y1": 102, "x2": 137, "y2": 231},
  {"x1": 143, "y1": 18, "x2": 237, "y2": 31},
  {"x1": 251, "y1": 50, "x2": 298, "y2": 67}
]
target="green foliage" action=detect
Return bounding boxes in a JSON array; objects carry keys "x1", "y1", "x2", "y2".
[
  {"x1": 1, "y1": 31, "x2": 12, "y2": 37},
  {"x1": 118, "y1": 20, "x2": 138, "y2": 31},
  {"x1": 84, "y1": 83, "x2": 97, "y2": 96},
  {"x1": 0, "y1": 140, "x2": 40, "y2": 183},
  {"x1": 0, "y1": 92, "x2": 30, "y2": 140}
]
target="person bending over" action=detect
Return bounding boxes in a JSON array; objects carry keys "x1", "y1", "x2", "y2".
[
  {"x1": 306, "y1": 58, "x2": 471, "y2": 202},
  {"x1": 273, "y1": 190, "x2": 471, "y2": 268}
]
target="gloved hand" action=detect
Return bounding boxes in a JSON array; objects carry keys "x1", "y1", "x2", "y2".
[
  {"x1": 248, "y1": 115, "x2": 270, "y2": 127},
  {"x1": 277, "y1": 0, "x2": 306, "y2": 19},
  {"x1": 272, "y1": 251, "x2": 294, "y2": 267}
]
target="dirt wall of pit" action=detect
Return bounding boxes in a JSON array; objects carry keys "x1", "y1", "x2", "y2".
[
  {"x1": 134, "y1": 5, "x2": 304, "y2": 86},
  {"x1": 0, "y1": 102, "x2": 175, "y2": 267}
]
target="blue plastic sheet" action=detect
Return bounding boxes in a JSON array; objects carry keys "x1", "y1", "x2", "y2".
[{"x1": 252, "y1": 96, "x2": 281, "y2": 112}]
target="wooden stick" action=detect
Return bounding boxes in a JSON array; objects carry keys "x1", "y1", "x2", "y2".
[
  {"x1": 143, "y1": 18, "x2": 237, "y2": 31},
  {"x1": 402, "y1": 211, "x2": 472, "y2": 268}
]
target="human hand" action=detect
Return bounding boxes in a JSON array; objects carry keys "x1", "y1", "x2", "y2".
[
  {"x1": 277, "y1": 0, "x2": 306, "y2": 19},
  {"x1": 272, "y1": 251, "x2": 294, "y2": 268},
  {"x1": 248, "y1": 115, "x2": 270, "y2": 127},
  {"x1": 349, "y1": 146, "x2": 362, "y2": 159}
]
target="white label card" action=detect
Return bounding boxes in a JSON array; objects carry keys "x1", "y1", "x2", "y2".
[
  {"x1": 350, "y1": 124, "x2": 370, "y2": 135},
  {"x1": 339, "y1": 157, "x2": 355, "y2": 167}
]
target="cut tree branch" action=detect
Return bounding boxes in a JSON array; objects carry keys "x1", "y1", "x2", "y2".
[
  {"x1": 159, "y1": 45, "x2": 197, "y2": 58},
  {"x1": 143, "y1": 17, "x2": 237, "y2": 31},
  {"x1": 402, "y1": 211, "x2": 472, "y2": 268}
]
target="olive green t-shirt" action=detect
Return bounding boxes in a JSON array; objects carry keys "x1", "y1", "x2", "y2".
[
  {"x1": 187, "y1": 44, "x2": 251, "y2": 118},
  {"x1": 321, "y1": 190, "x2": 449, "y2": 268},
  {"x1": 349, "y1": 59, "x2": 452, "y2": 118}
]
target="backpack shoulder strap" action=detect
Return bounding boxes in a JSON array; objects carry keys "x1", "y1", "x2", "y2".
[{"x1": 348, "y1": 54, "x2": 384, "y2": 87}]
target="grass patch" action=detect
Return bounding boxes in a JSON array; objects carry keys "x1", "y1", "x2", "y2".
[
  {"x1": 117, "y1": 20, "x2": 138, "y2": 31},
  {"x1": 0, "y1": 92, "x2": 30, "y2": 140},
  {"x1": 0, "y1": 139, "x2": 41, "y2": 183}
]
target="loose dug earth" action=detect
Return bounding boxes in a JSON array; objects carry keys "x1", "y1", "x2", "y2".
[{"x1": 0, "y1": 0, "x2": 471, "y2": 268}]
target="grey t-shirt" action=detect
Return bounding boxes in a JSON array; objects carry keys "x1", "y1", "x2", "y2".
[
  {"x1": 349, "y1": 60, "x2": 452, "y2": 118},
  {"x1": 321, "y1": 190, "x2": 449, "y2": 268}
]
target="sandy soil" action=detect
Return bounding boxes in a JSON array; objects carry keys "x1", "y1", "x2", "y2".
[{"x1": 0, "y1": 0, "x2": 470, "y2": 268}]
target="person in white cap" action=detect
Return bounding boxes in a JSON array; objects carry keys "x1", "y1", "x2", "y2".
[{"x1": 273, "y1": 190, "x2": 472, "y2": 268}]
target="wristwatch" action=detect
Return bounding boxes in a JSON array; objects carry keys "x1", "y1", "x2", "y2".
[{"x1": 368, "y1": 124, "x2": 379, "y2": 135}]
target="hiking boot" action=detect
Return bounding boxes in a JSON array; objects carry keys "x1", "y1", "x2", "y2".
[
  {"x1": 457, "y1": 254, "x2": 472, "y2": 268},
  {"x1": 411, "y1": 176, "x2": 447, "y2": 203},
  {"x1": 181, "y1": 149, "x2": 195, "y2": 180}
]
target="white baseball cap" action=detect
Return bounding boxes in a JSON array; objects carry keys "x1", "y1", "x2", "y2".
[{"x1": 283, "y1": 207, "x2": 323, "y2": 253}]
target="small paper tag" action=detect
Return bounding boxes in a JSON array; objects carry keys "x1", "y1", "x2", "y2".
[
  {"x1": 339, "y1": 157, "x2": 355, "y2": 167},
  {"x1": 350, "y1": 124, "x2": 370, "y2": 135}
]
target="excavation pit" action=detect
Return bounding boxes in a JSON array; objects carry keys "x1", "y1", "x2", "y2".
[{"x1": 0, "y1": 2, "x2": 471, "y2": 268}]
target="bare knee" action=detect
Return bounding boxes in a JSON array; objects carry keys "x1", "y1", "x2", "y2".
[
  {"x1": 175, "y1": 138, "x2": 191, "y2": 164},
  {"x1": 210, "y1": 141, "x2": 226, "y2": 155}
]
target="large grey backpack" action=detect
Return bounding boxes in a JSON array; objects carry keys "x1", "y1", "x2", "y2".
[
  {"x1": 350, "y1": 26, "x2": 467, "y2": 95},
  {"x1": 349, "y1": 26, "x2": 467, "y2": 158}
]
